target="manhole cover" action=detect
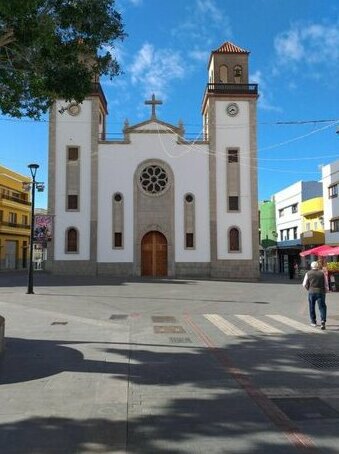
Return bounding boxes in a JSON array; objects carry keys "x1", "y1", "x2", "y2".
[
  {"x1": 110, "y1": 314, "x2": 128, "y2": 320},
  {"x1": 298, "y1": 353, "x2": 339, "y2": 369},
  {"x1": 51, "y1": 321, "x2": 68, "y2": 326},
  {"x1": 154, "y1": 325, "x2": 186, "y2": 334},
  {"x1": 169, "y1": 337, "x2": 192, "y2": 344},
  {"x1": 152, "y1": 316, "x2": 178, "y2": 323},
  {"x1": 271, "y1": 397, "x2": 339, "y2": 421}
]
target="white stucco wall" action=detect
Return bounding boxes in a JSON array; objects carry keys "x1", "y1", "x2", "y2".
[
  {"x1": 322, "y1": 160, "x2": 339, "y2": 245},
  {"x1": 215, "y1": 100, "x2": 253, "y2": 259},
  {"x1": 274, "y1": 182, "x2": 303, "y2": 240},
  {"x1": 54, "y1": 100, "x2": 92, "y2": 260},
  {"x1": 97, "y1": 131, "x2": 210, "y2": 263}
]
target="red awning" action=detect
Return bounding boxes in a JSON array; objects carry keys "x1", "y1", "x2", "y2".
[
  {"x1": 318, "y1": 246, "x2": 339, "y2": 256},
  {"x1": 300, "y1": 245, "x2": 334, "y2": 257}
]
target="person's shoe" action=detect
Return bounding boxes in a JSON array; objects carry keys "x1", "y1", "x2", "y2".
[
  {"x1": 321, "y1": 322, "x2": 326, "y2": 330},
  {"x1": 310, "y1": 322, "x2": 317, "y2": 327}
]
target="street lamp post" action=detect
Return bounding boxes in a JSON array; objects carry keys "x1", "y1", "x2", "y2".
[{"x1": 26, "y1": 164, "x2": 44, "y2": 294}]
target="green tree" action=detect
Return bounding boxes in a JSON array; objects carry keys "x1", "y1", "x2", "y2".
[{"x1": 0, "y1": 0, "x2": 125, "y2": 118}]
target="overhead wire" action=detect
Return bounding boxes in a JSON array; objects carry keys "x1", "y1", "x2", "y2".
[{"x1": 154, "y1": 123, "x2": 322, "y2": 177}]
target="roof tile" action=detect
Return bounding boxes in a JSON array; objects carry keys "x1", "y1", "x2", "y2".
[{"x1": 214, "y1": 41, "x2": 249, "y2": 54}]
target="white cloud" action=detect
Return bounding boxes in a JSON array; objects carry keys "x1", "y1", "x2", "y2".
[
  {"x1": 171, "y1": 0, "x2": 232, "y2": 52},
  {"x1": 196, "y1": 0, "x2": 222, "y2": 23},
  {"x1": 275, "y1": 30, "x2": 304, "y2": 62},
  {"x1": 250, "y1": 70, "x2": 282, "y2": 113},
  {"x1": 102, "y1": 43, "x2": 125, "y2": 65},
  {"x1": 129, "y1": 43, "x2": 185, "y2": 98},
  {"x1": 188, "y1": 49, "x2": 210, "y2": 62},
  {"x1": 274, "y1": 22, "x2": 339, "y2": 65}
]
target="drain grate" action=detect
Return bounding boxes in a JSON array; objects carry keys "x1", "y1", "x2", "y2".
[
  {"x1": 298, "y1": 352, "x2": 339, "y2": 369},
  {"x1": 152, "y1": 316, "x2": 178, "y2": 323},
  {"x1": 271, "y1": 397, "x2": 339, "y2": 420},
  {"x1": 110, "y1": 314, "x2": 128, "y2": 320},
  {"x1": 169, "y1": 337, "x2": 192, "y2": 344},
  {"x1": 154, "y1": 325, "x2": 186, "y2": 334},
  {"x1": 51, "y1": 321, "x2": 68, "y2": 326}
]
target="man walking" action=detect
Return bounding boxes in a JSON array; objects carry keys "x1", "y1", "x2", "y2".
[{"x1": 302, "y1": 261, "x2": 329, "y2": 330}]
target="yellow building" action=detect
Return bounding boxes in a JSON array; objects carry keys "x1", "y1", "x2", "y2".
[
  {"x1": 300, "y1": 196, "x2": 325, "y2": 247},
  {"x1": 0, "y1": 165, "x2": 31, "y2": 270}
]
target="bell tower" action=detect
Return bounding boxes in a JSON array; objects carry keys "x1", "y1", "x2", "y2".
[
  {"x1": 207, "y1": 41, "x2": 249, "y2": 84},
  {"x1": 202, "y1": 41, "x2": 259, "y2": 280}
]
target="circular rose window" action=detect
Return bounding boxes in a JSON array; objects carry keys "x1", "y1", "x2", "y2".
[{"x1": 139, "y1": 165, "x2": 168, "y2": 194}]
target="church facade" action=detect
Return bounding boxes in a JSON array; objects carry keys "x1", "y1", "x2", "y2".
[{"x1": 47, "y1": 42, "x2": 259, "y2": 279}]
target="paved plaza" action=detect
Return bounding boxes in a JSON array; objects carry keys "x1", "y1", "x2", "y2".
[{"x1": 0, "y1": 272, "x2": 339, "y2": 453}]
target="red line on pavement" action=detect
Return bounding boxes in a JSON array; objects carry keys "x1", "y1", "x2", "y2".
[{"x1": 184, "y1": 314, "x2": 318, "y2": 453}]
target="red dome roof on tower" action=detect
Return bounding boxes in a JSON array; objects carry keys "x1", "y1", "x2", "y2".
[{"x1": 213, "y1": 41, "x2": 249, "y2": 54}]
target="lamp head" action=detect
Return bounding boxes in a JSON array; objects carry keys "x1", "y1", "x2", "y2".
[{"x1": 28, "y1": 163, "x2": 39, "y2": 179}]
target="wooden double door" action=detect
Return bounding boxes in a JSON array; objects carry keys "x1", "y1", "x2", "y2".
[{"x1": 141, "y1": 231, "x2": 168, "y2": 277}]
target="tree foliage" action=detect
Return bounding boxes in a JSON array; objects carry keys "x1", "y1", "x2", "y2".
[{"x1": 0, "y1": 0, "x2": 125, "y2": 118}]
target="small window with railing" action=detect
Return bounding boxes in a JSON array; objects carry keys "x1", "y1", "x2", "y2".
[
  {"x1": 9, "y1": 212, "x2": 17, "y2": 224},
  {"x1": 228, "y1": 149, "x2": 238, "y2": 163},
  {"x1": 68, "y1": 147, "x2": 79, "y2": 161},
  {"x1": 67, "y1": 194, "x2": 78, "y2": 210},
  {"x1": 228, "y1": 196, "x2": 239, "y2": 211},
  {"x1": 330, "y1": 218, "x2": 339, "y2": 233},
  {"x1": 329, "y1": 184, "x2": 338, "y2": 199}
]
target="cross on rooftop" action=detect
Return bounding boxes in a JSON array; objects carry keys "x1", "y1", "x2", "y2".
[{"x1": 145, "y1": 94, "x2": 162, "y2": 119}]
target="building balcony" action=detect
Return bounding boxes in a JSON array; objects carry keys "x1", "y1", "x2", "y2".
[
  {"x1": 0, "y1": 194, "x2": 31, "y2": 206},
  {"x1": 0, "y1": 221, "x2": 30, "y2": 230},
  {"x1": 206, "y1": 83, "x2": 258, "y2": 96},
  {"x1": 300, "y1": 197, "x2": 323, "y2": 216},
  {"x1": 301, "y1": 230, "x2": 325, "y2": 245}
]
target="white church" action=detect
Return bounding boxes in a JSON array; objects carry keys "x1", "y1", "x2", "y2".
[{"x1": 47, "y1": 41, "x2": 259, "y2": 279}]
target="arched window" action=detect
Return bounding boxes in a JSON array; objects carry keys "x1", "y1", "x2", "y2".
[
  {"x1": 66, "y1": 228, "x2": 78, "y2": 253},
  {"x1": 229, "y1": 227, "x2": 241, "y2": 252},
  {"x1": 184, "y1": 193, "x2": 195, "y2": 249},
  {"x1": 113, "y1": 193, "x2": 124, "y2": 248},
  {"x1": 233, "y1": 65, "x2": 242, "y2": 81},
  {"x1": 219, "y1": 65, "x2": 228, "y2": 83}
]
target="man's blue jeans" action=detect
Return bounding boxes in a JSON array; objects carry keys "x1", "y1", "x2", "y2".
[{"x1": 308, "y1": 292, "x2": 327, "y2": 324}]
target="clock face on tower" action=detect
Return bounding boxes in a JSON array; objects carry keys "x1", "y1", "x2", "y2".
[
  {"x1": 226, "y1": 103, "x2": 239, "y2": 117},
  {"x1": 68, "y1": 103, "x2": 81, "y2": 116}
]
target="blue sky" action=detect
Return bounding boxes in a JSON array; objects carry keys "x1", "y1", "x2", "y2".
[{"x1": 0, "y1": 0, "x2": 338, "y2": 208}]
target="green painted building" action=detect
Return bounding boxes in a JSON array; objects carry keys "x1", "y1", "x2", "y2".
[{"x1": 259, "y1": 199, "x2": 277, "y2": 272}]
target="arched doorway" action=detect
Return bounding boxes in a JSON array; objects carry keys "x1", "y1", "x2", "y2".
[{"x1": 141, "y1": 231, "x2": 168, "y2": 276}]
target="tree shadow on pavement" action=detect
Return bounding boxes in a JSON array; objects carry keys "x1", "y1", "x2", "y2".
[{"x1": 1, "y1": 333, "x2": 339, "y2": 453}]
